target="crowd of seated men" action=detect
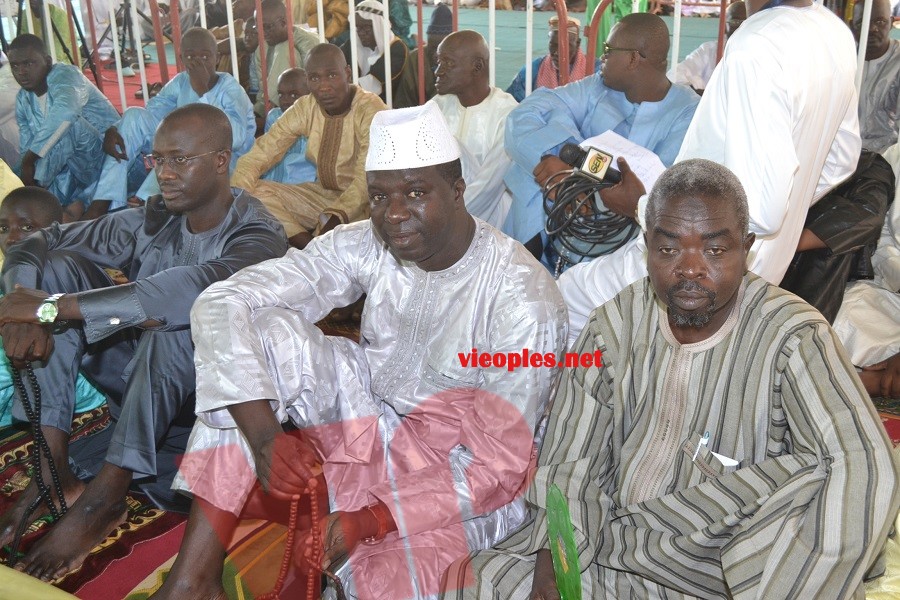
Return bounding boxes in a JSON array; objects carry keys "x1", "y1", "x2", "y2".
[{"x1": 0, "y1": 0, "x2": 897, "y2": 598}]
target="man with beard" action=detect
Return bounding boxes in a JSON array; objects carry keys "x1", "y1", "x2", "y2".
[
  {"x1": 502, "y1": 13, "x2": 699, "y2": 261},
  {"x1": 853, "y1": 0, "x2": 900, "y2": 153},
  {"x1": 341, "y1": 0, "x2": 409, "y2": 104},
  {"x1": 443, "y1": 159, "x2": 898, "y2": 600},
  {"x1": 0, "y1": 104, "x2": 287, "y2": 582}
]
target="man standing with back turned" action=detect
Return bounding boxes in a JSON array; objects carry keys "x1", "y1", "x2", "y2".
[{"x1": 560, "y1": 0, "x2": 861, "y2": 341}]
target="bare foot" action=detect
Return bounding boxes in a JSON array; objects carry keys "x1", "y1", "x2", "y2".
[
  {"x1": 149, "y1": 494, "x2": 234, "y2": 599},
  {"x1": 150, "y1": 574, "x2": 228, "y2": 600},
  {"x1": 17, "y1": 462, "x2": 134, "y2": 580},
  {"x1": 16, "y1": 490, "x2": 127, "y2": 581},
  {"x1": 0, "y1": 468, "x2": 85, "y2": 551}
]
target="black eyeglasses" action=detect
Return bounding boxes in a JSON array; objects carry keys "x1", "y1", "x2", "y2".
[
  {"x1": 143, "y1": 149, "x2": 223, "y2": 170},
  {"x1": 602, "y1": 42, "x2": 646, "y2": 58}
]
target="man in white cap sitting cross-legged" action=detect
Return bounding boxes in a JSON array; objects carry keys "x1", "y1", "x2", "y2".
[{"x1": 152, "y1": 102, "x2": 567, "y2": 600}]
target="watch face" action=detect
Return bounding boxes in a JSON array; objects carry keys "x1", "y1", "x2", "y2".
[{"x1": 37, "y1": 301, "x2": 58, "y2": 323}]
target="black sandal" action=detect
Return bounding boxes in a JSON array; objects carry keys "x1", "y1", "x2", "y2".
[{"x1": 135, "y1": 82, "x2": 163, "y2": 99}]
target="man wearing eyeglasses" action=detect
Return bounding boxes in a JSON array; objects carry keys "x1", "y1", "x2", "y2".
[
  {"x1": 853, "y1": 0, "x2": 900, "y2": 153},
  {"x1": 668, "y1": 1, "x2": 746, "y2": 95},
  {"x1": 89, "y1": 27, "x2": 256, "y2": 221},
  {"x1": 502, "y1": 13, "x2": 699, "y2": 262},
  {"x1": 0, "y1": 103, "x2": 287, "y2": 581}
]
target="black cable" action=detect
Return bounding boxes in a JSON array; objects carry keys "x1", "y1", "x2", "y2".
[
  {"x1": 6, "y1": 364, "x2": 68, "y2": 567},
  {"x1": 62, "y1": 0, "x2": 102, "y2": 89},
  {"x1": 48, "y1": 17, "x2": 76, "y2": 65},
  {"x1": 543, "y1": 170, "x2": 640, "y2": 274}
]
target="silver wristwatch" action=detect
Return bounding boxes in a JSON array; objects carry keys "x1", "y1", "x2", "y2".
[{"x1": 36, "y1": 293, "x2": 65, "y2": 324}]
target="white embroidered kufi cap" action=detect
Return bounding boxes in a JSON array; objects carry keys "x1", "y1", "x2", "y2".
[{"x1": 365, "y1": 103, "x2": 461, "y2": 171}]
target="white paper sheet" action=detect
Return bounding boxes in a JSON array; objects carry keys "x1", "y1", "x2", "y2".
[{"x1": 580, "y1": 130, "x2": 667, "y2": 191}]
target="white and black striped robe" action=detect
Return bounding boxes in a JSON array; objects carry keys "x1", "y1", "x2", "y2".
[{"x1": 444, "y1": 274, "x2": 899, "y2": 600}]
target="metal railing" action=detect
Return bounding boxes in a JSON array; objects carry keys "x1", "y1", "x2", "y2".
[{"x1": 0, "y1": 0, "x2": 872, "y2": 115}]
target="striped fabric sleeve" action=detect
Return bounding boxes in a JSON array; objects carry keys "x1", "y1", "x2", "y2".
[{"x1": 742, "y1": 321, "x2": 899, "y2": 599}]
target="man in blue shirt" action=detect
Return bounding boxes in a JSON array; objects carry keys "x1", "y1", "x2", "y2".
[
  {"x1": 10, "y1": 34, "x2": 119, "y2": 218},
  {"x1": 89, "y1": 27, "x2": 255, "y2": 219},
  {"x1": 261, "y1": 68, "x2": 317, "y2": 185},
  {"x1": 503, "y1": 13, "x2": 699, "y2": 265}
]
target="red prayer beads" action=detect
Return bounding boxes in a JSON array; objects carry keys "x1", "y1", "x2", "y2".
[
  {"x1": 308, "y1": 489, "x2": 322, "y2": 600},
  {"x1": 258, "y1": 486, "x2": 323, "y2": 600}
]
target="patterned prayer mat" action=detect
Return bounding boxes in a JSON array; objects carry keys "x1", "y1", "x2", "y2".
[
  {"x1": 872, "y1": 396, "x2": 900, "y2": 445},
  {"x1": 1, "y1": 311, "x2": 897, "y2": 599},
  {"x1": 874, "y1": 396, "x2": 900, "y2": 418},
  {"x1": 0, "y1": 314, "x2": 361, "y2": 598},
  {"x1": 124, "y1": 520, "x2": 295, "y2": 599},
  {"x1": 0, "y1": 408, "x2": 315, "y2": 599},
  {"x1": 879, "y1": 412, "x2": 900, "y2": 446},
  {"x1": 0, "y1": 407, "x2": 188, "y2": 598}
]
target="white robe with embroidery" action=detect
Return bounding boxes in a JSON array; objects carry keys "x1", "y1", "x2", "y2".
[{"x1": 176, "y1": 219, "x2": 568, "y2": 599}]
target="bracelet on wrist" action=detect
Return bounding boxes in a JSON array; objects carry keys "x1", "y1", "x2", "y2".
[{"x1": 361, "y1": 503, "x2": 390, "y2": 544}]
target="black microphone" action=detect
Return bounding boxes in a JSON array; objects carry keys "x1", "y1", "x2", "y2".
[{"x1": 559, "y1": 143, "x2": 622, "y2": 184}]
